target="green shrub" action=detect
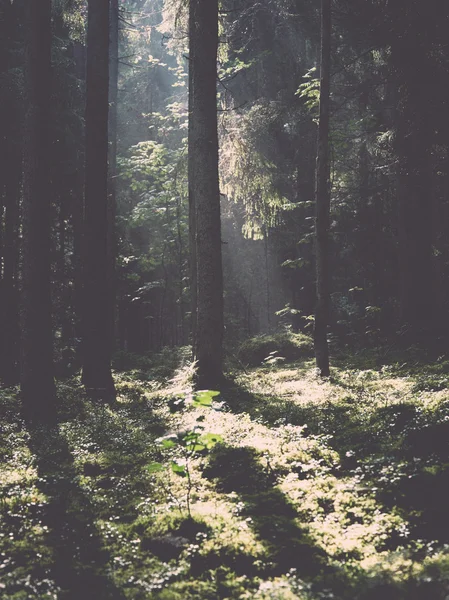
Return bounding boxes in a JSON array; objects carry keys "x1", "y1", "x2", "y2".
[
  {"x1": 113, "y1": 346, "x2": 191, "y2": 381},
  {"x1": 237, "y1": 331, "x2": 313, "y2": 367}
]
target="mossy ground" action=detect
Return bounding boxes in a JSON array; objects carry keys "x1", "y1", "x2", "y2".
[{"x1": 2, "y1": 342, "x2": 449, "y2": 599}]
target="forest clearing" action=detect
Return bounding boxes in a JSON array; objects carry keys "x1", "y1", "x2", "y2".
[
  {"x1": 1, "y1": 0, "x2": 449, "y2": 598},
  {"x1": 3, "y1": 339, "x2": 449, "y2": 599}
]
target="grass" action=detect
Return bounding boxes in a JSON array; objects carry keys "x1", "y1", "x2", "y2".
[{"x1": 2, "y1": 344, "x2": 449, "y2": 598}]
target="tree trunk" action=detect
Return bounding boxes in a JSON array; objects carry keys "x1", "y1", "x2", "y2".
[
  {"x1": 188, "y1": 4, "x2": 198, "y2": 353},
  {"x1": 82, "y1": 0, "x2": 116, "y2": 402},
  {"x1": 1, "y1": 142, "x2": 21, "y2": 386},
  {"x1": 390, "y1": 4, "x2": 434, "y2": 343},
  {"x1": 72, "y1": 41, "x2": 86, "y2": 364},
  {"x1": 0, "y1": 0, "x2": 20, "y2": 385},
  {"x1": 189, "y1": 0, "x2": 224, "y2": 389},
  {"x1": 108, "y1": 0, "x2": 119, "y2": 351},
  {"x1": 21, "y1": 0, "x2": 56, "y2": 417},
  {"x1": 314, "y1": 0, "x2": 331, "y2": 377}
]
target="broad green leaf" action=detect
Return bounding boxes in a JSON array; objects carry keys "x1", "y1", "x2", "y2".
[
  {"x1": 147, "y1": 462, "x2": 165, "y2": 474},
  {"x1": 155, "y1": 434, "x2": 178, "y2": 449},
  {"x1": 170, "y1": 460, "x2": 187, "y2": 477},
  {"x1": 199, "y1": 433, "x2": 224, "y2": 449},
  {"x1": 193, "y1": 390, "x2": 220, "y2": 407}
]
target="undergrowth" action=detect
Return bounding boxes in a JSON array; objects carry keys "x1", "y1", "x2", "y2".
[{"x1": 2, "y1": 345, "x2": 449, "y2": 598}]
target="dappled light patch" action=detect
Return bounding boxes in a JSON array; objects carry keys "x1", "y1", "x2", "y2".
[{"x1": 4, "y1": 356, "x2": 449, "y2": 598}]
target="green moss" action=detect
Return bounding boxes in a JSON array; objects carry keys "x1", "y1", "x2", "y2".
[
  {"x1": 4, "y1": 352, "x2": 449, "y2": 599},
  {"x1": 237, "y1": 331, "x2": 313, "y2": 367}
]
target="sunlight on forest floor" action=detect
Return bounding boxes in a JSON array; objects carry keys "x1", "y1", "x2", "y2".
[{"x1": 2, "y1": 349, "x2": 449, "y2": 599}]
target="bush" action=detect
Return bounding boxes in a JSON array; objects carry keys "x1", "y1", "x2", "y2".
[
  {"x1": 113, "y1": 346, "x2": 191, "y2": 381},
  {"x1": 237, "y1": 331, "x2": 313, "y2": 367}
]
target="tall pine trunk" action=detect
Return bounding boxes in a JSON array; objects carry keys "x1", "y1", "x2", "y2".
[
  {"x1": 108, "y1": 0, "x2": 119, "y2": 350},
  {"x1": 390, "y1": 3, "x2": 434, "y2": 344},
  {"x1": 82, "y1": 0, "x2": 116, "y2": 401},
  {"x1": 1, "y1": 141, "x2": 21, "y2": 386},
  {"x1": 188, "y1": 0, "x2": 198, "y2": 352},
  {"x1": 314, "y1": 0, "x2": 331, "y2": 377},
  {"x1": 189, "y1": 0, "x2": 224, "y2": 389},
  {"x1": 0, "y1": 0, "x2": 20, "y2": 385},
  {"x1": 21, "y1": 0, "x2": 56, "y2": 417}
]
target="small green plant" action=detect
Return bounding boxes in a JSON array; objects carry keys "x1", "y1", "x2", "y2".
[
  {"x1": 149, "y1": 390, "x2": 224, "y2": 517},
  {"x1": 263, "y1": 351, "x2": 286, "y2": 367}
]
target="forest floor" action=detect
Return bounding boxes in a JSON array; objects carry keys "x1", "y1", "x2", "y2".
[{"x1": 2, "y1": 337, "x2": 449, "y2": 599}]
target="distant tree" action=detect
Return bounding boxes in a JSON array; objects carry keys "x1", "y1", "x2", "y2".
[
  {"x1": 314, "y1": 0, "x2": 331, "y2": 376},
  {"x1": 82, "y1": 0, "x2": 116, "y2": 401},
  {"x1": 189, "y1": 0, "x2": 224, "y2": 388},
  {"x1": 21, "y1": 0, "x2": 56, "y2": 416}
]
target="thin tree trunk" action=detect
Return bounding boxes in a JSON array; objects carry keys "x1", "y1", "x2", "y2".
[
  {"x1": 82, "y1": 0, "x2": 116, "y2": 402},
  {"x1": 264, "y1": 228, "x2": 271, "y2": 330},
  {"x1": 72, "y1": 42, "x2": 86, "y2": 363},
  {"x1": 21, "y1": 0, "x2": 56, "y2": 417},
  {"x1": 189, "y1": 0, "x2": 224, "y2": 389},
  {"x1": 314, "y1": 0, "x2": 331, "y2": 377},
  {"x1": 176, "y1": 195, "x2": 185, "y2": 345}
]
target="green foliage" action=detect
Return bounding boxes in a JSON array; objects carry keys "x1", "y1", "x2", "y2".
[
  {"x1": 411, "y1": 374, "x2": 449, "y2": 393},
  {"x1": 150, "y1": 389, "x2": 224, "y2": 516},
  {"x1": 296, "y1": 67, "x2": 320, "y2": 113},
  {"x1": 221, "y1": 104, "x2": 297, "y2": 239},
  {"x1": 5, "y1": 352, "x2": 449, "y2": 598}
]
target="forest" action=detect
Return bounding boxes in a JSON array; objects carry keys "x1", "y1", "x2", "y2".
[{"x1": 1, "y1": 0, "x2": 449, "y2": 598}]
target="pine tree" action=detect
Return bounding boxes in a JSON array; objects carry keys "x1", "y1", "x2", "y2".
[
  {"x1": 82, "y1": 0, "x2": 116, "y2": 401},
  {"x1": 314, "y1": 0, "x2": 331, "y2": 377},
  {"x1": 189, "y1": 0, "x2": 224, "y2": 389},
  {"x1": 21, "y1": 0, "x2": 56, "y2": 417}
]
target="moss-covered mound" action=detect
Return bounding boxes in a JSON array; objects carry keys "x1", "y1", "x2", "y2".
[{"x1": 237, "y1": 331, "x2": 313, "y2": 367}]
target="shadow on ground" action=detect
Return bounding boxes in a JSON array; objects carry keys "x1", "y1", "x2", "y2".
[
  {"x1": 26, "y1": 421, "x2": 126, "y2": 600},
  {"x1": 202, "y1": 444, "x2": 340, "y2": 589},
  {"x1": 218, "y1": 375, "x2": 449, "y2": 598}
]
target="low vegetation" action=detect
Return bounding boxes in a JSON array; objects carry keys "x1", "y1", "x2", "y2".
[{"x1": 2, "y1": 342, "x2": 449, "y2": 599}]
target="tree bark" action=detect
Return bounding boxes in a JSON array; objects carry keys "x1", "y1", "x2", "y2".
[
  {"x1": 21, "y1": 0, "x2": 56, "y2": 416},
  {"x1": 108, "y1": 0, "x2": 119, "y2": 351},
  {"x1": 1, "y1": 142, "x2": 21, "y2": 386},
  {"x1": 82, "y1": 0, "x2": 116, "y2": 401},
  {"x1": 0, "y1": 0, "x2": 20, "y2": 385},
  {"x1": 188, "y1": 2, "x2": 198, "y2": 353},
  {"x1": 189, "y1": 0, "x2": 224, "y2": 389},
  {"x1": 390, "y1": 3, "x2": 434, "y2": 343},
  {"x1": 314, "y1": 0, "x2": 331, "y2": 377}
]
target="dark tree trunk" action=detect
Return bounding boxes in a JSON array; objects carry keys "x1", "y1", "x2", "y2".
[
  {"x1": 0, "y1": 0, "x2": 20, "y2": 385},
  {"x1": 390, "y1": 4, "x2": 434, "y2": 343},
  {"x1": 189, "y1": 0, "x2": 224, "y2": 389},
  {"x1": 1, "y1": 143, "x2": 21, "y2": 385},
  {"x1": 72, "y1": 42, "x2": 86, "y2": 362},
  {"x1": 108, "y1": 0, "x2": 119, "y2": 350},
  {"x1": 21, "y1": 0, "x2": 56, "y2": 416},
  {"x1": 82, "y1": 0, "x2": 116, "y2": 401},
  {"x1": 314, "y1": 0, "x2": 331, "y2": 377},
  {"x1": 188, "y1": 5, "x2": 198, "y2": 352}
]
